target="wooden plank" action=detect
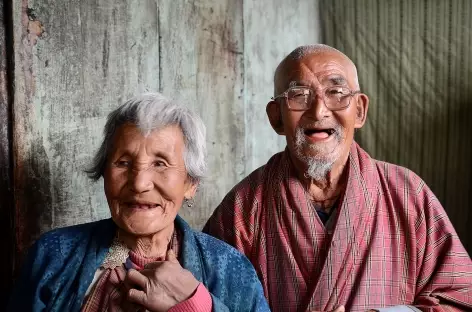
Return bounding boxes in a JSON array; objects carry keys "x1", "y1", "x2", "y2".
[
  {"x1": 159, "y1": 0, "x2": 246, "y2": 229},
  {"x1": 0, "y1": 0, "x2": 14, "y2": 300},
  {"x1": 12, "y1": 0, "x2": 160, "y2": 262},
  {"x1": 243, "y1": 0, "x2": 320, "y2": 173}
]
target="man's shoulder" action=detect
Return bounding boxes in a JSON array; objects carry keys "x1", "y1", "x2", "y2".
[
  {"x1": 227, "y1": 150, "x2": 286, "y2": 196},
  {"x1": 371, "y1": 158, "x2": 431, "y2": 195}
]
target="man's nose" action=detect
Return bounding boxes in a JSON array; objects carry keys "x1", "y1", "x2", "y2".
[{"x1": 307, "y1": 92, "x2": 331, "y2": 120}]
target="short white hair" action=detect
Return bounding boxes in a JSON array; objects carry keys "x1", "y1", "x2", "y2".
[{"x1": 87, "y1": 93, "x2": 207, "y2": 183}]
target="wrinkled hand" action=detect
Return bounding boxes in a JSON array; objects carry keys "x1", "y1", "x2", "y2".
[
  {"x1": 125, "y1": 249, "x2": 200, "y2": 312},
  {"x1": 310, "y1": 305, "x2": 345, "y2": 312}
]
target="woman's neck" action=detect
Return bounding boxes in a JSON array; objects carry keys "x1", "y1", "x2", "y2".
[{"x1": 117, "y1": 223, "x2": 175, "y2": 259}]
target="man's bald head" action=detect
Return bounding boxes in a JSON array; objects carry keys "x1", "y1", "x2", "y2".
[{"x1": 274, "y1": 44, "x2": 360, "y2": 95}]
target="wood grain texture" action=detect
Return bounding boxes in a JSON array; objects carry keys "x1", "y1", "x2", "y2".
[
  {"x1": 158, "y1": 0, "x2": 246, "y2": 228},
  {"x1": 243, "y1": 0, "x2": 320, "y2": 174},
  {"x1": 12, "y1": 0, "x2": 161, "y2": 261},
  {"x1": 10, "y1": 0, "x2": 322, "y2": 265},
  {"x1": 321, "y1": 0, "x2": 472, "y2": 253},
  {"x1": 0, "y1": 0, "x2": 14, "y2": 300}
]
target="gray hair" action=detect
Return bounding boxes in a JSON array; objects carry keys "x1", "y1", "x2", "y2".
[
  {"x1": 86, "y1": 92, "x2": 207, "y2": 183},
  {"x1": 274, "y1": 44, "x2": 360, "y2": 94}
]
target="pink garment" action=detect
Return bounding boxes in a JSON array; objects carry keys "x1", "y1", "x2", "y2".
[
  {"x1": 168, "y1": 283, "x2": 212, "y2": 312},
  {"x1": 81, "y1": 230, "x2": 211, "y2": 312},
  {"x1": 204, "y1": 142, "x2": 472, "y2": 312}
]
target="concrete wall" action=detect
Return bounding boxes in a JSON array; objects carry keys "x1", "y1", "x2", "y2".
[{"x1": 11, "y1": 0, "x2": 321, "y2": 262}]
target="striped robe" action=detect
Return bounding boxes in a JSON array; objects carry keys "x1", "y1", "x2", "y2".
[{"x1": 203, "y1": 142, "x2": 472, "y2": 312}]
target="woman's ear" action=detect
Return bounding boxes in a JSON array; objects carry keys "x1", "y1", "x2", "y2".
[
  {"x1": 183, "y1": 180, "x2": 198, "y2": 200},
  {"x1": 266, "y1": 101, "x2": 285, "y2": 135},
  {"x1": 354, "y1": 93, "x2": 369, "y2": 128}
]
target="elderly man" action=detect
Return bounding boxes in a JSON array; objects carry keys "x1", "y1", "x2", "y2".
[{"x1": 203, "y1": 44, "x2": 472, "y2": 312}]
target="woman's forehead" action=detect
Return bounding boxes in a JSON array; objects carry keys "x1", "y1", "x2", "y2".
[{"x1": 112, "y1": 124, "x2": 184, "y2": 153}]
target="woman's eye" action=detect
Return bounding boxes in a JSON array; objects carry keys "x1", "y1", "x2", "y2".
[
  {"x1": 115, "y1": 160, "x2": 130, "y2": 167},
  {"x1": 153, "y1": 161, "x2": 166, "y2": 167}
]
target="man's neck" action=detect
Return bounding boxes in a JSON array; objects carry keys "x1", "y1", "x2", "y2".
[{"x1": 291, "y1": 151, "x2": 350, "y2": 205}]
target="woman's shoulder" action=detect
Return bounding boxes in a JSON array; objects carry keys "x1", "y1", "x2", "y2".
[
  {"x1": 180, "y1": 224, "x2": 270, "y2": 311},
  {"x1": 34, "y1": 218, "x2": 114, "y2": 258},
  {"x1": 177, "y1": 216, "x2": 249, "y2": 262},
  {"x1": 194, "y1": 230, "x2": 249, "y2": 258},
  {"x1": 38, "y1": 219, "x2": 112, "y2": 242}
]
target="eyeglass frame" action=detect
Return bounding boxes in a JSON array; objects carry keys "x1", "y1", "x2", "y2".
[{"x1": 271, "y1": 85, "x2": 362, "y2": 112}]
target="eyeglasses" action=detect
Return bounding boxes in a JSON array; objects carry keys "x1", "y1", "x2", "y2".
[{"x1": 271, "y1": 86, "x2": 361, "y2": 111}]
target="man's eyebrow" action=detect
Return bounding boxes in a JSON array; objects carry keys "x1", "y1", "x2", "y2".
[
  {"x1": 325, "y1": 76, "x2": 347, "y2": 85},
  {"x1": 288, "y1": 80, "x2": 310, "y2": 87}
]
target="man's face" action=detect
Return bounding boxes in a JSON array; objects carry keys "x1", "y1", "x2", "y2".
[{"x1": 269, "y1": 52, "x2": 368, "y2": 179}]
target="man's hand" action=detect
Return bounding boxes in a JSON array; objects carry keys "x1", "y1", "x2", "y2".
[
  {"x1": 310, "y1": 305, "x2": 345, "y2": 312},
  {"x1": 125, "y1": 250, "x2": 200, "y2": 312}
]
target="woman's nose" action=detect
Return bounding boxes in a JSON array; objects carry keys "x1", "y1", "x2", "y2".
[{"x1": 128, "y1": 168, "x2": 154, "y2": 193}]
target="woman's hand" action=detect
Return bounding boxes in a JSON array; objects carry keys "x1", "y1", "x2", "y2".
[{"x1": 125, "y1": 250, "x2": 200, "y2": 312}]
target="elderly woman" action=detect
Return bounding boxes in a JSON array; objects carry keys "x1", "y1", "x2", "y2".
[{"x1": 9, "y1": 93, "x2": 270, "y2": 312}]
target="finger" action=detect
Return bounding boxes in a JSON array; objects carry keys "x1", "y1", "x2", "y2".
[
  {"x1": 127, "y1": 288, "x2": 147, "y2": 306},
  {"x1": 125, "y1": 269, "x2": 148, "y2": 290},
  {"x1": 166, "y1": 249, "x2": 179, "y2": 263},
  {"x1": 333, "y1": 306, "x2": 345, "y2": 312}
]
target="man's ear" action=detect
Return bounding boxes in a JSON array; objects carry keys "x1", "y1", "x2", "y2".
[
  {"x1": 354, "y1": 93, "x2": 369, "y2": 129},
  {"x1": 266, "y1": 101, "x2": 285, "y2": 135}
]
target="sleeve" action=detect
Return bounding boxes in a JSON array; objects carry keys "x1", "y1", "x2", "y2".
[
  {"x1": 413, "y1": 186, "x2": 472, "y2": 311},
  {"x1": 202, "y1": 181, "x2": 259, "y2": 259},
  {"x1": 195, "y1": 233, "x2": 270, "y2": 312},
  {"x1": 7, "y1": 238, "x2": 49, "y2": 311},
  {"x1": 372, "y1": 305, "x2": 422, "y2": 312},
  {"x1": 168, "y1": 283, "x2": 212, "y2": 312},
  {"x1": 210, "y1": 290, "x2": 270, "y2": 312}
]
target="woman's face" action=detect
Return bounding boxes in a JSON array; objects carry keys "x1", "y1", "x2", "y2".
[{"x1": 104, "y1": 123, "x2": 196, "y2": 236}]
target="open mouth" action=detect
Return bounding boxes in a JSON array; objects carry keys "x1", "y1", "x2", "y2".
[
  {"x1": 304, "y1": 128, "x2": 335, "y2": 138},
  {"x1": 126, "y1": 202, "x2": 161, "y2": 209}
]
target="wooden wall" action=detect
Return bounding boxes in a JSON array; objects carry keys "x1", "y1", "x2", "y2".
[
  {"x1": 2, "y1": 0, "x2": 321, "y2": 296},
  {"x1": 0, "y1": 0, "x2": 14, "y2": 302}
]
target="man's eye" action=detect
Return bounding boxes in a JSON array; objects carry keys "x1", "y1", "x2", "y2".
[{"x1": 327, "y1": 89, "x2": 343, "y2": 95}]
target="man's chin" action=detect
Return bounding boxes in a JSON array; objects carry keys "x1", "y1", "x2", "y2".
[{"x1": 300, "y1": 146, "x2": 338, "y2": 162}]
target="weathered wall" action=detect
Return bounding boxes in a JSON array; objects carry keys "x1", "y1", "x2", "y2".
[
  {"x1": 11, "y1": 0, "x2": 321, "y2": 266},
  {"x1": 0, "y1": 0, "x2": 14, "y2": 302}
]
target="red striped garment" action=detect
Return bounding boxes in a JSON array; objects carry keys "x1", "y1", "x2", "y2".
[{"x1": 203, "y1": 142, "x2": 472, "y2": 312}]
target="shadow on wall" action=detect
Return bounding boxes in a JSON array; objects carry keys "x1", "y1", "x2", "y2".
[{"x1": 15, "y1": 138, "x2": 53, "y2": 273}]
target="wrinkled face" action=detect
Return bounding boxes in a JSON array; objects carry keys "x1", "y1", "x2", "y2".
[
  {"x1": 104, "y1": 124, "x2": 196, "y2": 236},
  {"x1": 269, "y1": 52, "x2": 368, "y2": 178}
]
